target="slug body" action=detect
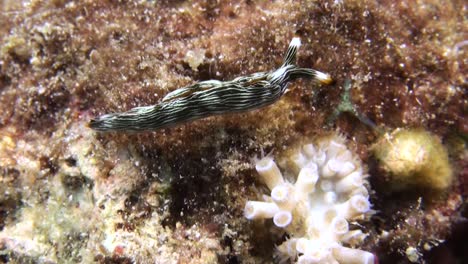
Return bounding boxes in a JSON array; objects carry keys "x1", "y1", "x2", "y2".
[{"x1": 89, "y1": 38, "x2": 332, "y2": 132}]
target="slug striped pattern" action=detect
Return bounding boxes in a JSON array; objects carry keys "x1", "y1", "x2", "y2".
[{"x1": 89, "y1": 38, "x2": 333, "y2": 132}]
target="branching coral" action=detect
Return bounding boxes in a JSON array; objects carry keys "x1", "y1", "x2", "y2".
[{"x1": 245, "y1": 134, "x2": 374, "y2": 264}]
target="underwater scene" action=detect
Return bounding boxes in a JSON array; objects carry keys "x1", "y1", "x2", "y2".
[{"x1": 0, "y1": 1, "x2": 466, "y2": 263}]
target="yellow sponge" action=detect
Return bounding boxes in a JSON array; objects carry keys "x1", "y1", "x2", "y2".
[{"x1": 373, "y1": 128, "x2": 453, "y2": 190}]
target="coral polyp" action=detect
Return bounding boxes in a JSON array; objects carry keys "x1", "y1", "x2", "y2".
[{"x1": 245, "y1": 135, "x2": 374, "y2": 264}]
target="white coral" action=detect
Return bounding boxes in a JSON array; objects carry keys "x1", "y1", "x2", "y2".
[{"x1": 245, "y1": 135, "x2": 374, "y2": 264}]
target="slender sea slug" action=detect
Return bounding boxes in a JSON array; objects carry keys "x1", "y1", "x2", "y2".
[{"x1": 89, "y1": 38, "x2": 333, "y2": 132}]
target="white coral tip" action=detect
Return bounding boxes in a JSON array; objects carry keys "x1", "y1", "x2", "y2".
[
  {"x1": 314, "y1": 150, "x2": 327, "y2": 166},
  {"x1": 297, "y1": 255, "x2": 318, "y2": 264},
  {"x1": 335, "y1": 195, "x2": 371, "y2": 219},
  {"x1": 323, "y1": 191, "x2": 338, "y2": 204},
  {"x1": 320, "y1": 180, "x2": 334, "y2": 192},
  {"x1": 340, "y1": 230, "x2": 367, "y2": 245},
  {"x1": 350, "y1": 195, "x2": 370, "y2": 214},
  {"x1": 279, "y1": 238, "x2": 298, "y2": 257},
  {"x1": 322, "y1": 158, "x2": 341, "y2": 178},
  {"x1": 332, "y1": 247, "x2": 375, "y2": 264},
  {"x1": 271, "y1": 185, "x2": 291, "y2": 204},
  {"x1": 331, "y1": 217, "x2": 349, "y2": 235},
  {"x1": 292, "y1": 152, "x2": 309, "y2": 169},
  {"x1": 326, "y1": 140, "x2": 347, "y2": 157},
  {"x1": 255, "y1": 157, "x2": 284, "y2": 190},
  {"x1": 337, "y1": 161, "x2": 357, "y2": 178},
  {"x1": 295, "y1": 238, "x2": 310, "y2": 254},
  {"x1": 273, "y1": 211, "x2": 293, "y2": 228},
  {"x1": 244, "y1": 201, "x2": 279, "y2": 220},
  {"x1": 298, "y1": 249, "x2": 325, "y2": 264},
  {"x1": 335, "y1": 171, "x2": 363, "y2": 193},
  {"x1": 350, "y1": 186, "x2": 369, "y2": 197},
  {"x1": 337, "y1": 149, "x2": 353, "y2": 161},
  {"x1": 295, "y1": 167, "x2": 319, "y2": 193},
  {"x1": 302, "y1": 144, "x2": 316, "y2": 158}
]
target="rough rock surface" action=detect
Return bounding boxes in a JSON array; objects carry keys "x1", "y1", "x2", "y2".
[{"x1": 0, "y1": 1, "x2": 466, "y2": 263}]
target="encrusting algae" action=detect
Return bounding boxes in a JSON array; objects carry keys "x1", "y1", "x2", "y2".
[{"x1": 0, "y1": 0, "x2": 466, "y2": 263}]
